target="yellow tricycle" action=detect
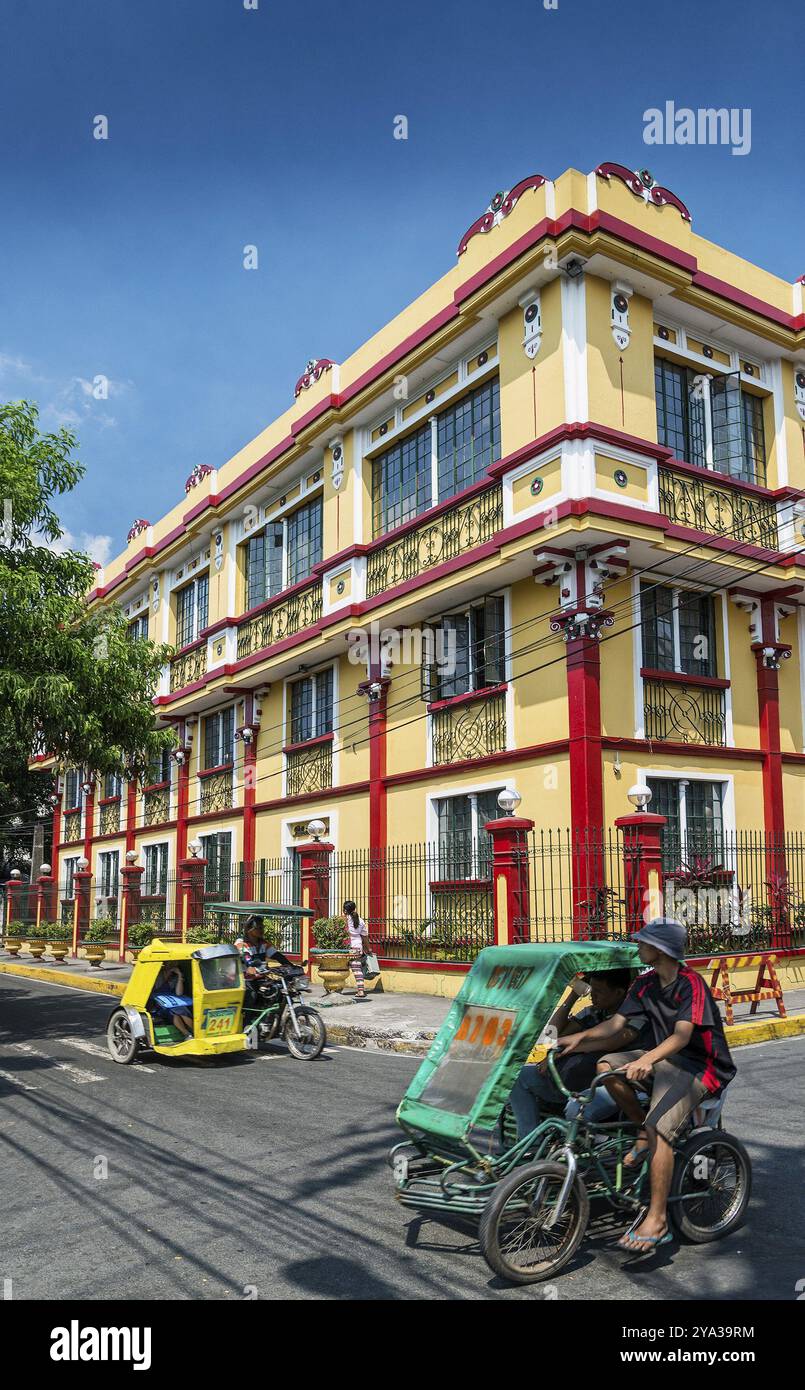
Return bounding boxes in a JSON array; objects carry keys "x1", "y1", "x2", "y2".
[{"x1": 106, "y1": 939, "x2": 247, "y2": 1064}]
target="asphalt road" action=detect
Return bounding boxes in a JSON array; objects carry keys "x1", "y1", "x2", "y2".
[{"x1": 1, "y1": 973, "x2": 802, "y2": 1302}]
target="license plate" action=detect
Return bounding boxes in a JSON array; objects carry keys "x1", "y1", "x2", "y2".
[
  {"x1": 393, "y1": 1154, "x2": 409, "y2": 1184},
  {"x1": 202, "y1": 1006, "x2": 237, "y2": 1035}
]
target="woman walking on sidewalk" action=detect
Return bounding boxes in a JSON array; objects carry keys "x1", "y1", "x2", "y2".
[{"x1": 343, "y1": 900, "x2": 368, "y2": 1001}]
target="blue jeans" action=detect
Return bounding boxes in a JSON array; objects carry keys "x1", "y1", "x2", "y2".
[{"x1": 509, "y1": 1063, "x2": 618, "y2": 1141}]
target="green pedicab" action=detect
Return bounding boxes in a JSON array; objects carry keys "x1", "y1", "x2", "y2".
[{"x1": 390, "y1": 941, "x2": 751, "y2": 1285}]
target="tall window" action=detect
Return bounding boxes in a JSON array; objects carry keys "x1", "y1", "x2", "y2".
[
  {"x1": 655, "y1": 358, "x2": 767, "y2": 485},
  {"x1": 63, "y1": 856, "x2": 79, "y2": 897},
  {"x1": 290, "y1": 669, "x2": 334, "y2": 744},
  {"x1": 435, "y1": 789, "x2": 501, "y2": 878},
  {"x1": 287, "y1": 498, "x2": 323, "y2": 587},
  {"x1": 648, "y1": 778, "x2": 725, "y2": 869},
  {"x1": 199, "y1": 832, "x2": 232, "y2": 897},
  {"x1": 102, "y1": 772, "x2": 122, "y2": 799},
  {"x1": 425, "y1": 595, "x2": 506, "y2": 702},
  {"x1": 244, "y1": 521, "x2": 284, "y2": 610},
  {"x1": 372, "y1": 377, "x2": 501, "y2": 536},
  {"x1": 146, "y1": 748, "x2": 172, "y2": 785},
  {"x1": 64, "y1": 769, "x2": 80, "y2": 809},
  {"x1": 203, "y1": 708, "x2": 235, "y2": 769},
  {"x1": 641, "y1": 584, "x2": 717, "y2": 678},
  {"x1": 175, "y1": 574, "x2": 209, "y2": 649},
  {"x1": 98, "y1": 850, "x2": 120, "y2": 901},
  {"x1": 127, "y1": 612, "x2": 149, "y2": 641},
  {"x1": 143, "y1": 843, "x2": 169, "y2": 896}
]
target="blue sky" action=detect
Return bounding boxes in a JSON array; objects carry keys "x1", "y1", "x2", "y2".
[{"x1": 2, "y1": 0, "x2": 802, "y2": 561}]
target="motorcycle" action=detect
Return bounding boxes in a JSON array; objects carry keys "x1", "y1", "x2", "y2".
[{"x1": 243, "y1": 946, "x2": 327, "y2": 1061}]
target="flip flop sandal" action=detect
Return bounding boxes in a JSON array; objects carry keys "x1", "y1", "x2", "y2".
[
  {"x1": 623, "y1": 1141, "x2": 650, "y2": 1167},
  {"x1": 618, "y1": 1229, "x2": 673, "y2": 1254}
]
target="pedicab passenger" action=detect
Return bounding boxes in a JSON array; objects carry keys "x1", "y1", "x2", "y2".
[
  {"x1": 508, "y1": 968, "x2": 640, "y2": 1141},
  {"x1": 152, "y1": 965, "x2": 194, "y2": 1040},
  {"x1": 556, "y1": 918, "x2": 736, "y2": 1254}
]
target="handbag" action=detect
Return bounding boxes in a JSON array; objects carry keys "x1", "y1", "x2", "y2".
[{"x1": 361, "y1": 952, "x2": 381, "y2": 980}]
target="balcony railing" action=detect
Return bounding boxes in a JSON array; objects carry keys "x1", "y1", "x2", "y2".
[
  {"x1": 63, "y1": 810, "x2": 82, "y2": 843},
  {"x1": 169, "y1": 642, "x2": 208, "y2": 693},
  {"x1": 237, "y1": 580, "x2": 323, "y2": 661},
  {"x1": 143, "y1": 784, "x2": 170, "y2": 826},
  {"x1": 658, "y1": 466, "x2": 778, "y2": 550},
  {"x1": 286, "y1": 739, "x2": 333, "y2": 797},
  {"x1": 98, "y1": 799, "x2": 121, "y2": 835},
  {"x1": 199, "y1": 767, "x2": 233, "y2": 815},
  {"x1": 643, "y1": 673, "x2": 727, "y2": 746},
  {"x1": 366, "y1": 483, "x2": 503, "y2": 599},
  {"x1": 430, "y1": 689, "x2": 507, "y2": 765}
]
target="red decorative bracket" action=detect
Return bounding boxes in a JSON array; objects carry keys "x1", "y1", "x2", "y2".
[
  {"x1": 127, "y1": 519, "x2": 150, "y2": 543},
  {"x1": 457, "y1": 175, "x2": 547, "y2": 256},
  {"x1": 294, "y1": 359, "x2": 335, "y2": 397},
  {"x1": 185, "y1": 464, "x2": 214, "y2": 493},
  {"x1": 596, "y1": 162, "x2": 691, "y2": 223}
]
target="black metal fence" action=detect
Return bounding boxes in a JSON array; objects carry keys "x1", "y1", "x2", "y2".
[{"x1": 524, "y1": 828, "x2": 632, "y2": 944}]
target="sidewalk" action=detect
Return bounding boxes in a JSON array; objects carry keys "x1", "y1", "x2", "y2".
[{"x1": 1, "y1": 951, "x2": 804, "y2": 1055}]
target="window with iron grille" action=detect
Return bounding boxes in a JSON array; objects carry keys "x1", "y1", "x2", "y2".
[
  {"x1": 648, "y1": 778, "x2": 725, "y2": 870},
  {"x1": 175, "y1": 574, "x2": 209, "y2": 649},
  {"x1": 654, "y1": 360, "x2": 707, "y2": 469},
  {"x1": 127, "y1": 611, "x2": 149, "y2": 641},
  {"x1": 711, "y1": 375, "x2": 766, "y2": 485},
  {"x1": 290, "y1": 669, "x2": 334, "y2": 744},
  {"x1": 640, "y1": 584, "x2": 717, "y2": 678},
  {"x1": 655, "y1": 358, "x2": 767, "y2": 486},
  {"x1": 423, "y1": 595, "x2": 506, "y2": 701},
  {"x1": 63, "y1": 856, "x2": 79, "y2": 898},
  {"x1": 203, "y1": 707, "x2": 235, "y2": 769},
  {"x1": 199, "y1": 832, "x2": 232, "y2": 896},
  {"x1": 143, "y1": 843, "x2": 169, "y2": 896},
  {"x1": 435, "y1": 789, "x2": 501, "y2": 878},
  {"x1": 371, "y1": 377, "x2": 500, "y2": 537},
  {"x1": 147, "y1": 748, "x2": 172, "y2": 785},
  {"x1": 287, "y1": 498, "x2": 323, "y2": 587},
  {"x1": 244, "y1": 521, "x2": 284, "y2": 610},
  {"x1": 64, "y1": 769, "x2": 80, "y2": 809},
  {"x1": 98, "y1": 850, "x2": 120, "y2": 900}
]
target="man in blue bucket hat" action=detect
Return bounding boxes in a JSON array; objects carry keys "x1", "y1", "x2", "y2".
[{"x1": 557, "y1": 917, "x2": 736, "y2": 1254}]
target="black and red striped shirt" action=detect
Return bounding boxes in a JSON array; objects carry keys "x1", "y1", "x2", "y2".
[{"x1": 620, "y1": 965, "x2": 736, "y2": 1094}]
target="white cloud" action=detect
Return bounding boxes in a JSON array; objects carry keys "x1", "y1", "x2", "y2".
[{"x1": 50, "y1": 530, "x2": 113, "y2": 566}]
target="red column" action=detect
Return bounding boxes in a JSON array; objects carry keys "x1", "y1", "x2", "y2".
[
  {"x1": 5, "y1": 874, "x2": 24, "y2": 927},
  {"x1": 82, "y1": 784, "x2": 95, "y2": 861},
  {"x1": 484, "y1": 817, "x2": 534, "y2": 946},
  {"x1": 36, "y1": 870, "x2": 58, "y2": 927},
  {"x1": 241, "y1": 736, "x2": 258, "y2": 898},
  {"x1": 565, "y1": 629, "x2": 606, "y2": 936},
  {"x1": 50, "y1": 799, "x2": 62, "y2": 869},
  {"x1": 176, "y1": 757, "x2": 190, "y2": 862},
  {"x1": 179, "y1": 856, "x2": 207, "y2": 941},
  {"x1": 125, "y1": 778, "x2": 138, "y2": 855},
  {"x1": 366, "y1": 678, "x2": 389, "y2": 933},
  {"x1": 615, "y1": 813, "x2": 668, "y2": 935},
  {"x1": 295, "y1": 840, "x2": 333, "y2": 971},
  {"x1": 72, "y1": 868, "x2": 92, "y2": 954},
  {"x1": 751, "y1": 597, "x2": 789, "y2": 946},
  {"x1": 120, "y1": 862, "x2": 145, "y2": 959}
]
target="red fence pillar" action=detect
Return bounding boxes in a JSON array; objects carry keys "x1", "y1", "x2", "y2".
[
  {"x1": 485, "y1": 817, "x2": 534, "y2": 946},
  {"x1": 295, "y1": 840, "x2": 333, "y2": 972},
  {"x1": 616, "y1": 813, "x2": 667, "y2": 935},
  {"x1": 5, "y1": 872, "x2": 24, "y2": 928},
  {"x1": 72, "y1": 868, "x2": 92, "y2": 954},
  {"x1": 179, "y1": 857, "x2": 207, "y2": 941},
  {"x1": 36, "y1": 867, "x2": 58, "y2": 929},
  {"x1": 120, "y1": 861, "x2": 145, "y2": 959}
]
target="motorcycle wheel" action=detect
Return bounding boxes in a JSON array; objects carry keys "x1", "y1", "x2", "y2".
[{"x1": 283, "y1": 1006, "x2": 327, "y2": 1060}]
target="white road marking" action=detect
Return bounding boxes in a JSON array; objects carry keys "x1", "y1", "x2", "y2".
[
  {"x1": 0, "y1": 1067, "x2": 37, "y2": 1092},
  {"x1": 53, "y1": 1035, "x2": 155, "y2": 1073},
  {"x1": 4, "y1": 1041, "x2": 104, "y2": 1084}
]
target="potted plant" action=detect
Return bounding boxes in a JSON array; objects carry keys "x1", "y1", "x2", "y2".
[
  {"x1": 186, "y1": 923, "x2": 222, "y2": 945},
  {"x1": 41, "y1": 920, "x2": 71, "y2": 963},
  {"x1": 310, "y1": 916, "x2": 350, "y2": 993},
  {"x1": 3, "y1": 929, "x2": 23, "y2": 957},
  {"x1": 127, "y1": 918, "x2": 158, "y2": 958},
  {"x1": 83, "y1": 917, "x2": 116, "y2": 967},
  {"x1": 27, "y1": 924, "x2": 48, "y2": 959}
]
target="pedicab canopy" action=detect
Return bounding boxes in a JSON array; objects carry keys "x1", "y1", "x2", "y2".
[{"x1": 397, "y1": 941, "x2": 642, "y2": 1142}]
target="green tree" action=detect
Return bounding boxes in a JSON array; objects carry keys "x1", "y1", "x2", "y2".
[{"x1": 0, "y1": 401, "x2": 173, "y2": 837}]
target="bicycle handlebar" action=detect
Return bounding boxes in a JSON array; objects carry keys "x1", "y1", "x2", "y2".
[{"x1": 545, "y1": 1045, "x2": 648, "y2": 1105}]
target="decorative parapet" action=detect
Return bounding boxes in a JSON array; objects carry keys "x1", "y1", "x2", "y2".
[
  {"x1": 127, "y1": 519, "x2": 150, "y2": 544},
  {"x1": 431, "y1": 690, "x2": 507, "y2": 765},
  {"x1": 457, "y1": 175, "x2": 547, "y2": 256},
  {"x1": 294, "y1": 359, "x2": 335, "y2": 397},
  {"x1": 366, "y1": 483, "x2": 503, "y2": 599},
  {"x1": 595, "y1": 163, "x2": 691, "y2": 223},
  {"x1": 185, "y1": 464, "x2": 214, "y2": 493},
  {"x1": 169, "y1": 642, "x2": 208, "y2": 693},
  {"x1": 658, "y1": 466, "x2": 778, "y2": 550},
  {"x1": 236, "y1": 580, "x2": 323, "y2": 661}
]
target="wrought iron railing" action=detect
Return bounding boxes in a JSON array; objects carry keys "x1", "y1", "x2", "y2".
[
  {"x1": 237, "y1": 581, "x2": 323, "y2": 661},
  {"x1": 169, "y1": 642, "x2": 208, "y2": 693},
  {"x1": 98, "y1": 800, "x2": 121, "y2": 835},
  {"x1": 286, "y1": 740, "x2": 333, "y2": 796},
  {"x1": 658, "y1": 466, "x2": 778, "y2": 550},
  {"x1": 366, "y1": 482, "x2": 503, "y2": 598},
  {"x1": 143, "y1": 784, "x2": 170, "y2": 826},
  {"x1": 430, "y1": 690, "x2": 507, "y2": 764},
  {"x1": 63, "y1": 810, "x2": 82, "y2": 843},
  {"x1": 643, "y1": 676, "x2": 727, "y2": 746},
  {"x1": 199, "y1": 767, "x2": 234, "y2": 815}
]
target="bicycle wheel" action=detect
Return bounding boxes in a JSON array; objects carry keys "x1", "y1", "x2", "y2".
[
  {"x1": 479, "y1": 1161, "x2": 589, "y2": 1284},
  {"x1": 669, "y1": 1130, "x2": 751, "y2": 1243},
  {"x1": 283, "y1": 1006, "x2": 327, "y2": 1060}
]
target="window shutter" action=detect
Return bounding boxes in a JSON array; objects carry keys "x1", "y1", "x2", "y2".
[
  {"x1": 711, "y1": 371, "x2": 745, "y2": 480},
  {"x1": 204, "y1": 716, "x2": 216, "y2": 770}
]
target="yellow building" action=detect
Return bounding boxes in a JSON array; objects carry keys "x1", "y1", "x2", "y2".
[{"x1": 49, "y1": 162, "x2": 805, "y2": 969}]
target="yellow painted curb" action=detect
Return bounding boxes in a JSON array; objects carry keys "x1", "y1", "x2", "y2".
[
  {"x1": 0, "y1": 961, "x2": 125, "y2": 997},
  {"x1": 724, "y1": 1014, "x2": 805, "y2": 1047}
]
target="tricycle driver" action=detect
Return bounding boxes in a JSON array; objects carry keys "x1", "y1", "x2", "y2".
[
  {"x1": 508, "y1": 967, "x2": 639, "y2": 1141},
  {"x1": 235, "y1": 916, "x2": 272, "y2": 1012},
  {"x1": 557, "y1": 919, "x2": 736, "y2": 1253}
]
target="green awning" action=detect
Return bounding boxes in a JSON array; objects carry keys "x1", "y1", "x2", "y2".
[{"x1": 204, "y1": 901, "x2": 314, "y2": 918}]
